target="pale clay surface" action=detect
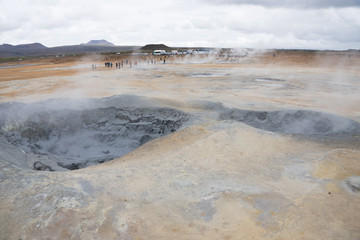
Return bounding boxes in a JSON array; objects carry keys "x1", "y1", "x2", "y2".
[{"x1": 0, "y1": 51, "x2": 360, "y2": 239}]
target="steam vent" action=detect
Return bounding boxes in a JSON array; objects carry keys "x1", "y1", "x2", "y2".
[{"x1": 1, "y1": 50, "x2": 360, "y2": 239}]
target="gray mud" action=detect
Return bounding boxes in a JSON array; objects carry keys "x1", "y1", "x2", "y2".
[
  {"x1": 0, "y1": 98, "x2": 190, "y2": 171},
  {"x1": 1, "y1": 95, "x2": 359, "y2": 172},
  {"x1": 345, "y1": 176, "x2": 360, "y2": 194},
  {"x1": 219, "y1": 109, "x2": 360, "y2": 136}
]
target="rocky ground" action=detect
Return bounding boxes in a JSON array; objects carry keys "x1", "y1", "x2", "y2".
[{"x1": 0, "y1": 50, "x2": 360, "y2": 239}]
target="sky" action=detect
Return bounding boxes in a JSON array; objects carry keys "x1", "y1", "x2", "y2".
[{"x1": 1, "y1": 0, "x2": 360, "y2": 50}]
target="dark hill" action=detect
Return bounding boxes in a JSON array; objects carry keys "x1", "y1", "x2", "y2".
[
  {"x1": 0, "y1": 43, "x2": 48, "y2": 58},
  {"x1": 0, "y1": 42, "x2": 47, "y2": 50},
  {"x1": 15, "y1": 43, "x2": 47, "y2": 49},
  {"x1": 141, "y1": 44, "x2": 172, "y2": 51},
  {"x1": 0, "y1": 42, "x2": 140, "y2": 58}
]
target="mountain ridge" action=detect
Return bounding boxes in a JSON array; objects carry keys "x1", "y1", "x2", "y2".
[
  {"x1": 82, "y1": 40, "x2": 115, "y2": 46},
  {"x1": 0, "y1": 42, "x2": 139, "y2": 58}
]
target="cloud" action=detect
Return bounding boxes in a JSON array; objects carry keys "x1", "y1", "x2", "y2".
[
  {"x1": 0, "y1": 0, "x2": 359, "y2": 49},
  {"x1": 206, "y1": 0, "x2": 360, "y2": 9},
  {"x1": 222, "y1": 6, "x2": 360, "y2": 41}
]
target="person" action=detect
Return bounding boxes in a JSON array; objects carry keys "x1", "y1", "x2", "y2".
[{"x1": 164, "y1": 59, "x2": 166, "y2": 64}]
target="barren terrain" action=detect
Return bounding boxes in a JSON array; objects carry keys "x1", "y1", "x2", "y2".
[{"x1": 0, "y1": 50, "x2": 360, "y2": 239}]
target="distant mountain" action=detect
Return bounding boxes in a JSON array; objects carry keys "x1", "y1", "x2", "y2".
[
  {"x1": 141, "y1": 44, "x2": 172, "y2": 51},
  {"x1": 11, "y1": 43, "x2": 47, "y2": 49},
  {"x1": 0, "y1": 42, "x2": 139, "y2": 58},
  {"x1": 82, "y1": 40, "x2": 115, "y2": 46},
  {"x1": 0, "y1": 43, "x2": 47, "y2": 51},
  {"x1": 0, "y1": 43, "x2": 48, "y2": 58}
]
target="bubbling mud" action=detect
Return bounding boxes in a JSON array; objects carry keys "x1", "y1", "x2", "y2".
[{"x1": 0, "y1": 101, "x2": 189, "y2": 171}]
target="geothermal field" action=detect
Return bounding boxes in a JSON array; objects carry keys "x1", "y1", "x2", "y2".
[{"x1": 0, "y1": 50, "x2": 360, "y2": 239}]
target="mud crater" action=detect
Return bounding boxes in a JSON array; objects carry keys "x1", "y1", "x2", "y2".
[
  {"x1": 219, "y1": 109, "x2": 360, "y2": 136},
  {"x1": 0, "y1": 105, "x2": 189, "y2": 171}
]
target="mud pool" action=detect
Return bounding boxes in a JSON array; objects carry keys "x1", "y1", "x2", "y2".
[
  {"x1": 0, "y1": 97, "x2": 190, "y2": 170},
  {"x1": 2, "y1": 94, "x2": 359, "y2": 172}
]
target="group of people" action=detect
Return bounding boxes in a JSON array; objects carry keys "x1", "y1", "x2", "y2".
[
  {"x1": 102, "y1": 59, "x2": 161, "y2": 69},
  {"x1": 96, "y1": 57, "x2": 168, "y2": 70},
  {"x1": 104, "y1": 62, "x2": 113, "y2": 68},
  {"x1": 104, "y1": 60, "x2": 132, "y2": 68}
]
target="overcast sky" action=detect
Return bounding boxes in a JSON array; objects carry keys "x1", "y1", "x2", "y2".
[{"x1": 1, "y1": 0, "x2": 360, "y2": 49}]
